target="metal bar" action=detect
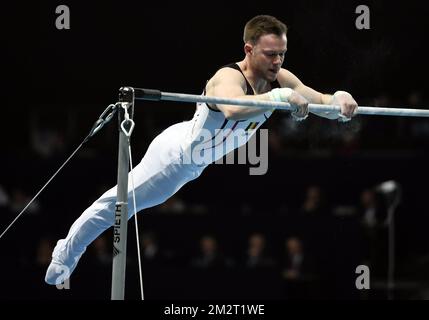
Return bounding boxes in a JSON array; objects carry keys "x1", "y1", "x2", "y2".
[{"x1": 131, "y1": 88, "x2": 429, "y2": 118}]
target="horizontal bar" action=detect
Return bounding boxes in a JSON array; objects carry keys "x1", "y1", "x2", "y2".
[{"x1": 130, "y1": 87, "x2": 429, "y2": 118}]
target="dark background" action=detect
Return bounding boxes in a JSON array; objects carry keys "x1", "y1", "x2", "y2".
[{"x1": 1, "y1": 0, "x2": 429, "y2": 300}]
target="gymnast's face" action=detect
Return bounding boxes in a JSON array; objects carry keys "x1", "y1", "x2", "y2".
[{"x1": 246, "y1": 33, "x2": 287, "y2": 82}]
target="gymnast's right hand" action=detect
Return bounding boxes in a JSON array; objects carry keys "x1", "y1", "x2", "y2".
[{"x1": 268, "y1": 87, "x2": 309, "y2": 121}]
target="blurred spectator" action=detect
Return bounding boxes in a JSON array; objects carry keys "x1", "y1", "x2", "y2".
[
  {"x1": 191, "y1": 235, "x2": 229, "y2": 269},
  {"x1": 282, "y1": 237, "x2": 305, "y2": 280},
  {"x1": 359, "y1": 188, "x2": 388, "y2": 279},
  {"x1": 371, "y1": 93, "x2": 392, "y2": 107},
  {"x1": 0, "y1": 185, "x2": 9, "y2": 207},
  {"x1": 282, "y1": 236, "x2": 316, "y2": 298},
  {"x1": 361, "y1": 189, "x2": 378, "y2": 229},
  {"x1": 408, "y1": 91, "x2": 423, "y2": 106},
  {"x1": 360, "y1": 188, "x2": 388, "y2": 229},
  {"x1": 244, "y1": 233, "x2": 276, "y2": 268},
  {"x1": 35, "y1": 237, "x2": 55, "y2": 267},
  {"x1": 30, "y1": 127, "x2": 65, "y2": 158},
  {"x1": 140, "y1": 231, "x2": 164, "y2": 265},
  {"x1": 408, "y1": 91, "x2": 429, "y2": 141},
  {"x1": 337, "y1": 129, "x2": 361, "y2": 156},
  {"x1": 282, "y1": 237, "x2": 316, "y2": 280},
  {"x1": 157, "y1": 196, "x2": 187, "y2": 214},
  {"x1": 90, "y1": 234, "x2": 112, "y2": 267},
  {"x1": 301, "y1": 185, "x2": 329, "y2": 215},
  {"x1": 9, "y1": 188, "x2": 40, "y2": 214},
  {"x1": 267, "y1": 126, "x2": 285, "y2": 156},
  {"x1": 156, "y1": 195, "x2": 209, "y2": 215}
]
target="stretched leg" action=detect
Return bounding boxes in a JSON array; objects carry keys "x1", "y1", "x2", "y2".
[{"x1": 45, "y1": 122, "x2": 203, "y2": 284}]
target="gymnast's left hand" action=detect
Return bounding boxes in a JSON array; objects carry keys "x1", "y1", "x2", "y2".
[{"x1": 331, "y1": 91, "x2": 358, "y2": 122}]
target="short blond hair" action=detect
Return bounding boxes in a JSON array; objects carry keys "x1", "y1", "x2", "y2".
[{"x1": 243, "y1": 15, "x2": 288, "y2": 44}]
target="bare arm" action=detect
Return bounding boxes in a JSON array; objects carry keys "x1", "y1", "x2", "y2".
[
  {"x1": 277, "y1": 69, "x2": 335, "y2": 118},
  {"x1": 205, "y1": 68, "x2": 272, "y2": 120},
  {"x1": 277, "y1": 68, "x2": 357, "y2": 119}
]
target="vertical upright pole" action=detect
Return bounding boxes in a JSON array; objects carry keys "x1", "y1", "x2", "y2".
[
  {"x1": 387, "y1": 206, "x2": 395, "y2": 300},
  {"x1": 111, "y1": 87, "x2": 135, "y2": 300}
]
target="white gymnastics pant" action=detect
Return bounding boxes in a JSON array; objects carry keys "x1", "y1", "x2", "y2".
[{"x1": 56, "y1": 121, "x2": 205, "y2": 265}]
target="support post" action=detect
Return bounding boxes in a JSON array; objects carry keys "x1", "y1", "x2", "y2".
[{"x1": 111, "y1": 87, "x2": 134, "y2": 300}]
